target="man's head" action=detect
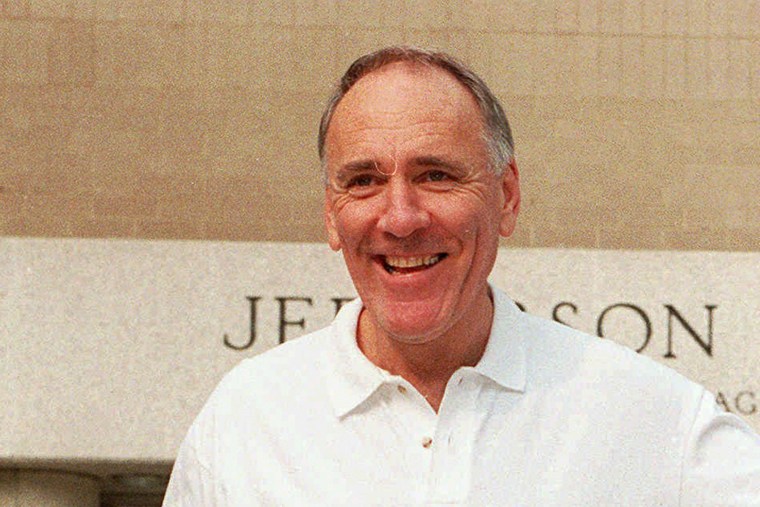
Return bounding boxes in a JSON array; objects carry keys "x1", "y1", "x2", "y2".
[{"x1": 321, "y1": 47, "x2": 520, "y2": 346}]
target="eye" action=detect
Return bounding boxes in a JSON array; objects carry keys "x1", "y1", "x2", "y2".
[
  {"x1": 426, "y1": 170, "x2": 448, "y2": 182},
  {"x1": 341, "y1": 173, "x2": 385, "y2": 197},
  {"x1": 417, "y1": 168, "x2": 457, "y2": 191},
  {"x1": 347, "y1": 174, "x2": 377, "y2": 188}
]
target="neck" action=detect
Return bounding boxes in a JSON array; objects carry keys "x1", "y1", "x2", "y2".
[{"x1": 357, "y1": 290, "x2": 494, "y2": 412}]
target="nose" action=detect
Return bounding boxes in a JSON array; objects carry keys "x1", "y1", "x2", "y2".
[{"x1": 376, "y1": 179, "x2": 431, "y2": 238}]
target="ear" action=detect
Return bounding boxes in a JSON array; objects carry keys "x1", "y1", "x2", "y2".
[
  {"x1": 498, "y1": 159, "x2": 521, "y2": 238},
  {"x1": 324, "y1": 188, "x2": 342, "y2": 251}
]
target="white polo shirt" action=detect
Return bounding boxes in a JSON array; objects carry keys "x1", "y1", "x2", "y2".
[{"x1": 163, "y1": 288, "x2": 760, "y2": 506}]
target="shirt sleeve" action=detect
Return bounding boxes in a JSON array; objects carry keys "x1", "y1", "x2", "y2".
[
  {"x1": 162, "y1": 428, "x2": 221, "y2": 507},
  {"x1": 680, "y1": 389, "x2": 760, "y2": 506}
]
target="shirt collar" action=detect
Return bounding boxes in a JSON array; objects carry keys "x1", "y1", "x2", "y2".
[
  {"x1": 472, "y1": 285, "x2": 527, "y2": 393},
  {"x1": 321, "y1": 298, "x2": 387, "y2": 419},
  {"x1": 321, "y1": 285, "x2": 527, "y2": 418}
]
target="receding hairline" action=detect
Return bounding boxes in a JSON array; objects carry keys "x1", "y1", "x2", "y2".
[
  {"x1": 318, "y1": 46, "x2": 515, "y2": 175},
  {"x1": 326, "y1": 60, "x2": 488, "y2": 141}
]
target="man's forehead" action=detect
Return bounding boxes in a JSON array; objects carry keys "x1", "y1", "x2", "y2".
[
  {"x1": 322, "y1": 63, "x2": 488, "y2": 173},
  {"x1": 328, "y1": 63, "x2": 482, "y2": 137},
  {"x1": 344, "y1": 63, "x2": 476, "y2": 112}
]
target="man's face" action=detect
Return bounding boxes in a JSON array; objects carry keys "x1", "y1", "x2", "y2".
[{"x1": 324, "y1": 63, "x2": 519, "y2": 344}]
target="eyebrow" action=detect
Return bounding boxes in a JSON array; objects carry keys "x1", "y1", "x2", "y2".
[
  {"x1": 340, "y1": 159, "x2": 378, "y2": 173},
  {"x1": 334, "y1": 160, "x2": 381, "y2": 183},
  {"x1": 412, "y1": 155, "x2": 456, "y2": 168},
  {"x1": 334, "y1": 155, "x2": 464, "y2": 182},
  {"x1": 411, "y1": 155, "x2": 464, "y2": 173}
]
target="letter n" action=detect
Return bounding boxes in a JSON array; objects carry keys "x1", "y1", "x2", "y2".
[{"x1": 664, "y1": 305, "x2": 716, "y2": 358}]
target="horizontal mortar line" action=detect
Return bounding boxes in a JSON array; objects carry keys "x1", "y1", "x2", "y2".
[
  {"x1": 1, "y1": 15, "x2": 758, "y2": 42},
  {"x1": 448, "y1": 27, "x2": 760, "y2": 42}
]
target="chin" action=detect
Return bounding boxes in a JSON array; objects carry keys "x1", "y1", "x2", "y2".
[{"x1": 374, "y1": 305, "x2": 452, "y2": 344}]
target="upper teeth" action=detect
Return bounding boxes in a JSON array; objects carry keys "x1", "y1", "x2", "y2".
[{"x1": 385, "y1": 255, "x2": 442, "y2": 268}]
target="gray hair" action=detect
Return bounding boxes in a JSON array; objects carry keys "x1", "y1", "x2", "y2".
[{"x1": 317, "y1": 46, "x2": 514, "y2": 175}]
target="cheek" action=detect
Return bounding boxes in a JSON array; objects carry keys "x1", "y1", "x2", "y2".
[
  {"x1": 333, "y1": 205, "x2": 373, "y2": 247},
  {"x1": 339, "y1": 195, "x2": 385, "y2": 224},
  {"x1": 458, "y1": 211, "x2": 503, "y2": 262},
  {"x1": 441, "y1": 200, "x2": 495, "y2": 237}
]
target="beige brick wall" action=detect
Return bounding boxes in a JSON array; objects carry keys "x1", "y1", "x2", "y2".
[{"x1": 1, "y1": 0, "x2": 758, "y2": 250}]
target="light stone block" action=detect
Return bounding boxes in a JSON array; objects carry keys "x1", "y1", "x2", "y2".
[
  {"x1": 94, "y1": 23, "x2": 186, "y2": 88},
  {"x1": 532, "y1": 1, "x2": 558, "y2": 33},
  {"x1": 248, "y1": 0, "x2": 294, "y2": 25},
  {"x1": 404, "y1": 0, "x2": 451, "y2": 30},
  {"x1": 2, "y1": 0, "x2": 30, "y2": 18},
  {"x1": 664, "y1": 0, "x2": 688, "y2": 35},
  {"x1": 292, "y1": 0, "x2": 339, "y2": 27},
  {"x1": 29, "y1": 0, "x2": 96, "y2": 19},
  {"x1": 709, "y1": 39, "x2": 732, "y2": 100},
  {"x1": 640, "y1": 38, "x2": 666, "y2": 99},
  {"x1": 449, "y1": 0, "x2": 534, "y2": 32},
  {"x1": 726, "y1": 39, "x2": 752, "y2": 100},
  {"x1": 708, "y1": 0, "x2": 732, "y2": 37},
  {"x1": 599, "y1": 0, "x2": 624, "y2": 34},
  {"x1": 621, "y1": 37, "x2": 643, "y2": 97},
  {"x1": 555, "y1": 1, "x2": 579, "y2": 32},
  {"x1": 29, "y1": 0, "x2": 69, "y2": 18},
  {"x1": 94, "y1": 0, "x2": 183, "y2": 22},
  {"x1": 336, "y1": 0, "x2": 405, "y2": 29},
  {"x1": 483, "y1": 33, "x2": 536, "y2": 97},
  {"x1": 578, "y1": 0, "x2": 598, "y2": 32},
  {"x1": 597, "y1": 36, "x2": 623, "y2": 96},
  {"x1": 686, "y1": 38, "x2": 710, "y2": 99},
  {"x1": 621, "y1": 0, "x2": 642, "y2": 34},
  {"x1": 0, "y1": 20, "x2": 49, "y2": 84},
  {"x1": 688, "y1": 0, "x2": 710, "y2": 36},
  {"x1": 665, "y1": 38, "x2": 687, "y2": 99},
  {"x1": 47, "y1": 21, "x2": 95, "y2": 85},
  {"x1": 404, "y1": 29, "x2": 452, "y2": 53},
  {"x1": 186, "y1": 0, "x2": 249, "y2": 24},
  {"x1": 641, "y1": 0, "x2": 664, "y2": 35}
]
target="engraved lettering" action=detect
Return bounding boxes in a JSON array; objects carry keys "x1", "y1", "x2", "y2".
[
  {"x1": 223, "y1": 296, "x2": 261, "y2": 350},
  {"x1": 664, "y1": 305, "x2": 716, "y2": 358},
  {"x1": 276, "y1": 297, "x2": 313, "y2": 344},
  {"x1": 597, "y1": 303, "x2": 651, "y2": 353}
]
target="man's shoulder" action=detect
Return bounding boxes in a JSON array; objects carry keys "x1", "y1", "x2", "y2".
[
  {"x1": 184, "y1": 325, "x2": 338, "y2": 443},
  {"x1": 516, "y1": 310, "x2": 703, "y2": 399},
  {"x1": 217, "y1": 325, "x2": 334, "y2": 395}
]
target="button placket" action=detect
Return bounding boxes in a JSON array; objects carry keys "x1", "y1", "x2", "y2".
[
  {"x1": 373, "y1": 380, "x2": 430, "y2": 504},
  {"x1": 384, "y1": 378, "x2": 438, "y2": 483},
  {"x1": 427, "y1": 372, "x2": 480, "y2": 503}
]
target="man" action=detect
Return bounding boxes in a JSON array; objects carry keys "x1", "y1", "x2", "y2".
[{"x1": 164, "y1": 47, "x2": 759, "y2": 505}]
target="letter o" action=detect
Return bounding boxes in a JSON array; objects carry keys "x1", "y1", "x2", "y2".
[{"x1": 597, "y1": 303, "x2": 652, "y2": 353}]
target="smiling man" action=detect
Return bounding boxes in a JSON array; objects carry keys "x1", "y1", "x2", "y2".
[
  {"x1": 163, "y1": 47, "x2": 759, "y2": 506},
  {"x1": 321, "y1": 55, "x2": 519, "y2": 412}
]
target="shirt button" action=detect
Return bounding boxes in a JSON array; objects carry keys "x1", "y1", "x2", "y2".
[
  {"x1": 421, "y1": 436, "x2": 433, "y2": 449},
  {"x1": 397, "y1": 385, "x2": 407, "y2": 394}
]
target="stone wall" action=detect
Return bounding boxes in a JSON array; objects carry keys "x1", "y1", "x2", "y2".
[{"x1": 1, "y1": 0, "x2": 758, "y2": 250}]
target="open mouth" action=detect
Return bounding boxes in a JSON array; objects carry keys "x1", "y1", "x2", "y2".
[{"x1": 380, "y1": 254, "x2": 447, "y2": 274}]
